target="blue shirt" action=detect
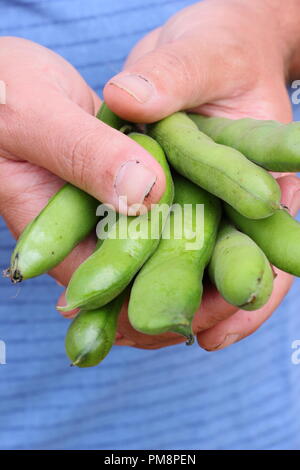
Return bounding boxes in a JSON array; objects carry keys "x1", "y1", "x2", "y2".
[{"x1": 0, "y1": 0, "x2": 300, "y2": 450}]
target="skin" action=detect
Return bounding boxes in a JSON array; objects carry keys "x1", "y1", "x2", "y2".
[
  {"x1": 2, "y1": 0, "x2": 300, "y2": 350},
  {"x1": 149, "y1": 112, "x2": 281, "y2": 219},
  {"x1": 190, "y1": 114, "x2": 300, "y2": 172},
  {"x1": 225, "y1": 204, "x2": 300, "y2": 277},
  {"x1": 128, "y1": 174, "x2": 221, "y2": 342},
  {"x1": 58, "y1": 133, "x2": 174, "y2": 311},
  {"x1": 209, "y1": 221, "x2": 274, "y2": 310}
]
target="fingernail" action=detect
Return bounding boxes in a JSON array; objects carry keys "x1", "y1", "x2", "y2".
[
  {"x1": 109, "y1": 74, "x2": 154, "y2": 103},
  {"x1": 213, "y1": 334, "x2": 240, "y2": 350},
  {"x1": 115, "y1": 160, "x2": 157, "y2": 208}
]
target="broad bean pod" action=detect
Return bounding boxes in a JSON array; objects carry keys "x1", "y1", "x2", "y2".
[
  {"x1": 128, "y1": 174, "x2": 221, "y2": 343},
  {"x1": 225, "y1": 205, "x2": 300, "y2": 276},
  {"x1": 149, "y1": 112, "x2": 281, "y2": 219},
  {"x1": 7, "y1": 185, "x2": 99, "y2": 282},
  {"x1": 190, "y1": 114, "x2": 300, "y2": 172},
  {"x1": 209, "y1": 221, "x2": 274, "y2": 310}
]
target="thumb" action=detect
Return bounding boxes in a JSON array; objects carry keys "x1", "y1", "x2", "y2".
[
  {"x1": 103, "y1": 38, "x2": 230, "y2": 123},
  {"x1": 1, "y1": 91, "x2": 165, "y2": 214}
]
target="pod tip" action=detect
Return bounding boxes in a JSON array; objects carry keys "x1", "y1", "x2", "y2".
[
  {"x1": 70, "y1": 362, "x2": 81, "y2": 368},
  {"x1": 3, "y1": 268, "x2": 23, "y2": 283},
  {"x1": 69, "y1": 352, "x2": 90, "y2": 368},
  {"x1": 119, "y1": 124, "x2": 134, "y2": 134},
  {"x1": 171, "y1": 324, "x2": 194, "y2": 345},
  {"x1": 69, "y1": 356, "x2": 83, "y2": 367},
  {"x1": 57, "y1": 305, "x2": 72, "y2": 313},
  {"x1": 185, "y1": 335, "x2": 195, "y2": 346},
  {"x1": 280, "y1": 203, "x2": 289, "y2": 212}
]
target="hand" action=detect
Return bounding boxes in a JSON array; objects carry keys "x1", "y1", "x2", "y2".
[
  {"x1": 0, "y1": 37, "x2": 165, "y2": 288},
  {"x1": 98, "y1": 0, "x2": 300, "y2": 349}
]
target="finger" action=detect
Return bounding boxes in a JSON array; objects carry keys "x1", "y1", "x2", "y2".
[
  {"x1": 277, "y1": 174, "x2": 300, "y2": 210},
  {"x1": 104, "y1": 34, "x2": 232, "y2": 123},
  {"x1": 1, "y1": 89, "x2": 165, "y2": 214},
  {"x1": 56, "y1": 292, "x2": 79, "y2": 319},
  {"x1": 197, "y1": 175, "x2": 300, "y2": 350},
  {"x1": 0, "y1": 37, "x2": 164, "y2": 213},
  {"x1": 115, "y1": 299, "x2": 185, "y2": 349},
  {"x1": 104, "y1": 33, "x2": 291, "y2": 124},
  {"x1": 104, "y1": 0, "x2": 291, "y2": 126},
  {"x1": 270, "y1": 172, "x2": 293, "y2": 179},
  {"x1": 90, "y1": 89, "x2": 102, "y2": 116},
  {"x1": 192, "y1": 281, "x2": 239, "y2": 333},
  {"x1": 124, "y1": 27, "x2": 162, "y2": 68}
]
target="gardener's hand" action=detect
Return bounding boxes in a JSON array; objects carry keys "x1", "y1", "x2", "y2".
[
  {"x1": 100, "y1": 0, "x2": 300, "y2": 349},
  {"x1": 0, "y1": 37, "x2": 165, "y2": 287}
]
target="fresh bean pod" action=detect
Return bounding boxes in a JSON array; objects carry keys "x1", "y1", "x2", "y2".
[
  {"x1": 209, "y1": 221, "x2": 274, "y2": 310},
  {"x1": 65, "y1": 293, "x2": 125, "y2": 368},
  {"x1": 59, "y1": 133, "x2": 174, "y2": 312},
  {"x1": 225, "y1": 205, "x2": 300, "y2": 276},
  {"x1": 7, "y1": 185, "x2": 99, "y2": 282},
  {"x1": 149, "y1": 112, "x2": 281, "y2": 219},
  {"x1": 190, "y1": 114, "x2": 300, "y2": 172},
  {"x1": 128, "y1": 174, "x2": 221, "y2": 343},
  {"x1": 96, "y1": 102, "x2": 131, "y2": 131}
]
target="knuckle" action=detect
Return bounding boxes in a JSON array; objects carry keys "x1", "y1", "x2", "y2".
[
  {"x1": 68, "y1": 128, "x2": 101, "y2": 189},
  {"x1": 148, "y1": 47, "x2": 194, "y2": 91}
]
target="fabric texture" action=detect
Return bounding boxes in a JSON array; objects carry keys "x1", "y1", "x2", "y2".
[{"x1": 0, "y1": 0, "x2": 300, "y2": 450}]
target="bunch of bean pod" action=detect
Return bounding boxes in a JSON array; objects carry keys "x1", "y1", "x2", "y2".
[{"x1": 5, "y1": 104, "x2": 300, "y2": 368}]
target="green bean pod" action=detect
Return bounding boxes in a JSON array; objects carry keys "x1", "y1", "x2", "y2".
[
  {"x1": 65, "y1": 293, "x2": 125, "y2": 368},
  {"x1": 149, "y1": 112, "x2": 281, "y2": 219},
  {"x1": 209, "y1": 221, "x2": 274, "y2": 310},
  {"x1": 225, "y1": 204, "x2": 300, "y2": 276},
  {"x1": 7, "y1": 185, "x2": 99, "y2": 282},
  {"x1": 190, "y1": 114, "x2": 300, "y2": 172},
  {"x1": 59, "y1": 133, "x2": 174, "y2": 312},
  {"x1": 96, "y1": 102, "x2": 131, "y2": 132},
  {"x1": 128, "y1": 174, "x2": 221, "y2": 343}
]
